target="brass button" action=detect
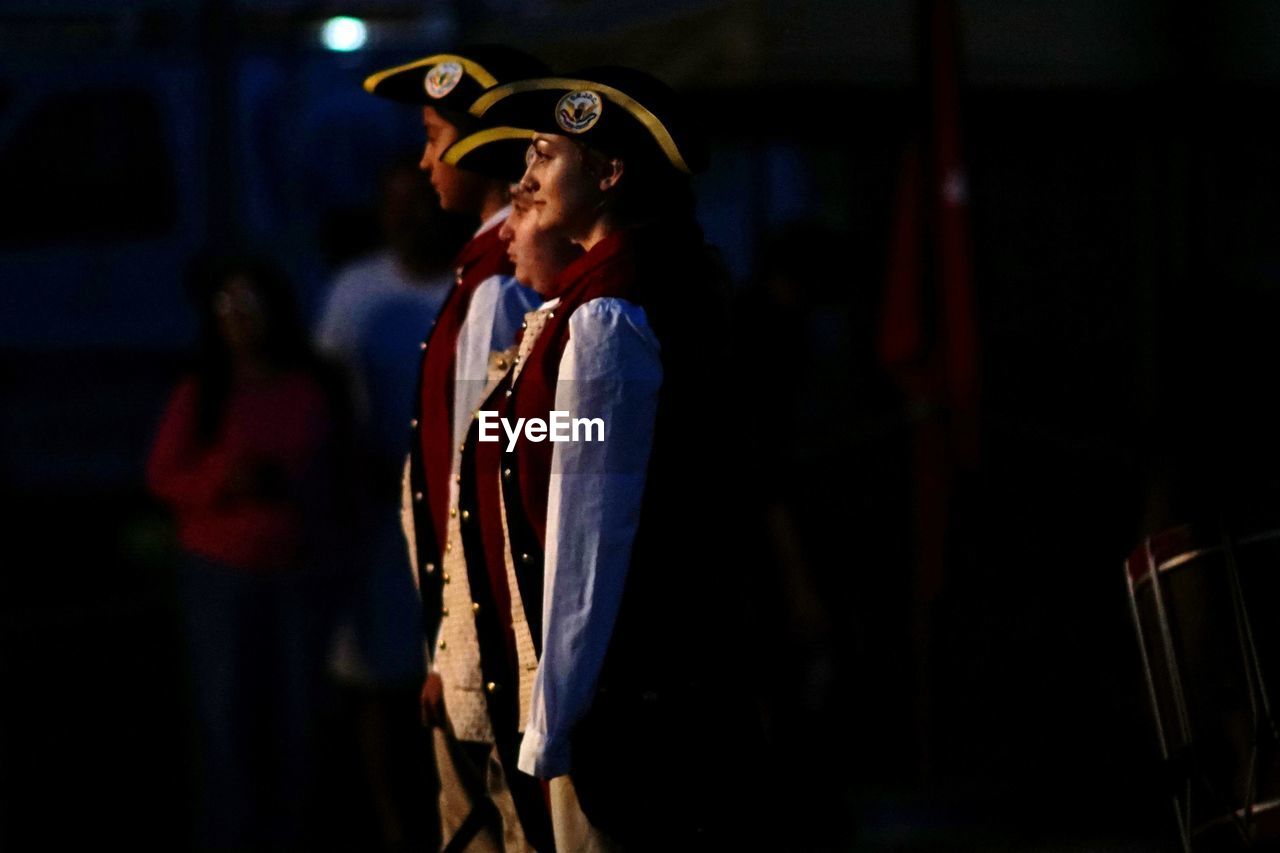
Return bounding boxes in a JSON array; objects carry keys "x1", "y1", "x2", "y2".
[
  {"x1": 461, "y1": 509, "x2": 470, "y2": 521},
  {"x1": 419, "y1": 341, "x2": 427, "y2": 351},
  {"x1": 445, "y1": 542, "x2": 452, "y2": 553},
  {"x1": 485, "y1": 681, "x2": 498, "y2": 694},
  {"x1": 410, "y1": 418, "x2": 419, "y2": 429},
  {"x1": 438, "y1": 640, "x2": 447, "y2": 651},
  {"x1": 458, "y1": 442, "x2": 466, "y2": 453},
  {"x1": 520, "y1": 553, "x2": 531, "y2": 564},
  {"x1": 442, "y1": 572, "x2": 451, "y2": 583},
  {"x1": 424, "y1": 562, "x2": 436, "y2": 574},
  {"x1": 471, "y1": 602, "x2": 480, "y2": 614},
  {"x1": 497, "y1": 359, "x2": 507, "y2": 370},
  {"x1": 503, "y1": 468, "x2": 511, "y2": 480},
  {"x1": 520, "y1": 320, "x2": 527, "y2": 330},
  {"x1": 414, "y1": 491, "x2": 423, "y2": 502},
  {"x1": 441, "y1": 607, "x2": 449, "y2": 617},
  {"x1": 505, "y1": 389, "x2": 514, "y2": 397},
  {"x1": 455, "y1": 474, "x2": 461, "y2": 484},
  {"x1": 450, "y1": 508, "x2": 457, "y2": 518},
  {"x1": 548, "y1": 311, "x2": 555, "y2": 319}
]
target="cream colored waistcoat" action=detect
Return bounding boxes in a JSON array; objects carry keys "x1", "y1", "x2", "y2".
[{"x1": 399, "y1": 312, "x2": 549, "y2": 743}]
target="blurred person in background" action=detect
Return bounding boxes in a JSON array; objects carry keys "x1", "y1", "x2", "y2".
[
  {"x1": 146, "y1": 255, "x2": 354, "y2": 852},
  {"x1": 312, "y1": 155, "x2": 471, "y2": 852}
]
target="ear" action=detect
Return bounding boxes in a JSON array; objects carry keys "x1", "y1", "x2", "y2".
[{"x1": 597, "y1": 157, "x2": 624, "y2": 192}]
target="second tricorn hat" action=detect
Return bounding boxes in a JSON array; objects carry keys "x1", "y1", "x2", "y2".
[
  {"x1": 363, "y1": 44, "x2": 548, "y2": 115},
  {"x1": 465, "y1": 66, "x2": 709, "y2": 176}
]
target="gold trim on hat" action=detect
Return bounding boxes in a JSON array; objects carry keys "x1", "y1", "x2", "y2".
[
  {"x1": 363, "y1": 53, "x2": 498, "y2": 95},
  {"x1": 441, "y1": 126, "x2": 537, "y2": 168},
  {"x1": 470, "y1": 77, "x2": 692, "y2": 175}
]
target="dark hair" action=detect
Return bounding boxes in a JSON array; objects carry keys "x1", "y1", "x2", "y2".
[
  {"x1": 577, "y1": 139, "x2": 699, "y2": 233},
  {"x1": 183, "y1": 254, "x2": 327, "y2": 444}
]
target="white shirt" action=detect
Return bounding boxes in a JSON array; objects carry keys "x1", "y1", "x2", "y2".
[
  {"x1": 516, "y1": 296, "x2": 664, "y2": 778},
  {"x1": 314, "y1": 249, "x2": 451, "y2": 430}
]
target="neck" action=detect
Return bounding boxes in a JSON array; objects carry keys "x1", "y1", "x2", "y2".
[
  {"x1": 577, "y1": 211, "x2": 621, "y2": 253},
  {"x1": 477, "y1": 188, "x2": 509, "y2": 227}
]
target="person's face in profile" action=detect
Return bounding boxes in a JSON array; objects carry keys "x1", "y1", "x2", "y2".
[
  {"x1": 419, "y1": 106, "x2": 485, "y2": 214},
  {"x1": 499, "y1": 187, "x2": 580, "y2": 296},
  {"x1": 518, "y1": 133, "x2": 608, "y2": 244}
]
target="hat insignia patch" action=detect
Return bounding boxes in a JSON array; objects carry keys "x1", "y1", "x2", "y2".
[
  {"x1": 556, "y1": 90, "x2": 602, "y2": 134},
  {"x1": 424, "y1": 62, "x2": 464, "y2": 99}
]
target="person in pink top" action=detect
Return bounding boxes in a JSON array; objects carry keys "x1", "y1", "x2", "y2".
[{"x1": 146, "y1": 255, "x2": 353, "y2": 852}]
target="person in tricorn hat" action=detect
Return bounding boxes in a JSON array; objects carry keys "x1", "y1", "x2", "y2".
[
  {"x1": 445, "y1": 66, "x2": 764, "y2": 849},
  {"x1": 364, "y1": 44, "x2": 553, "y2": 851}
]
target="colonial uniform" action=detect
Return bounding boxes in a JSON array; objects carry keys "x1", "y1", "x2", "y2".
[
  {"x1": 444, "y1": 68, "x2": 760, "y2": 849},
  {"x1": 365, "y1": 45, "x2": 554, "y2": 851}
]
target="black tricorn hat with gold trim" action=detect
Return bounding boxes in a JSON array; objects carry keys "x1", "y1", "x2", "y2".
[
  {"x1": 462, "y1": 66, "x2": 709, "y2": 176},
  {"x1": 362, "y1": 44, "x2": 548, "y2": 114},
  {"x1": 440, "y1": 126, "x2": 536, "y2": 184}
]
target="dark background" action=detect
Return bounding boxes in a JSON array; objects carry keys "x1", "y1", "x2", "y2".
[{"x1": 4, "y1": 0, "x2": 1280, "y2": 849}]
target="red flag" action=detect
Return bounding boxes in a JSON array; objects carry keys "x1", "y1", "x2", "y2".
[
  {"x1": 878, "y1": 0, "x2": 979, "y2": 777},
  {"x1": 878, "y1": 0, "x2": 979, "y2": 456}
]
